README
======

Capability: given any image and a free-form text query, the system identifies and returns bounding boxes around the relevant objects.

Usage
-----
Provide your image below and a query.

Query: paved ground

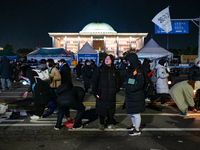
[1,74,200,150]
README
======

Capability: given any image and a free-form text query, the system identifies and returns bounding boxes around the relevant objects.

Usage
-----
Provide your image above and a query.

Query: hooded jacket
[188,57,200,81]
[169,80,196,113]
[0,56,11,79]
[124,53,145,114]
[155,61,169,94]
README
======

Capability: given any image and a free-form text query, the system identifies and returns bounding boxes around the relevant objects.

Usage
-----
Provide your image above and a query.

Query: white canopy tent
[136,38,173,59]
[75,42,99,65]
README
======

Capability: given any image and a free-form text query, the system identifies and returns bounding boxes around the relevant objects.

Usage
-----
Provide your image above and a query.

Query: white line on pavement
[0,96,32,97]
[115,113,200,116]
[0,124,200,132]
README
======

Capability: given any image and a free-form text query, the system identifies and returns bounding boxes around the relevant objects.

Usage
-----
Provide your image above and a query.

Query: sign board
[181,55,198,63]
[155,21,189,34]
[77,53,99,65]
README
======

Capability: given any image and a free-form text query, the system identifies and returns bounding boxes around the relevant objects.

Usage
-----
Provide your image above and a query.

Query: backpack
[140,67,154,97]
[33,69,50,82]
[151,68,158,85]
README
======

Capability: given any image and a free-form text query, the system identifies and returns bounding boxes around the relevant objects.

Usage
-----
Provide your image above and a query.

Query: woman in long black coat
[125,53,145,136]
[92,55,120,131]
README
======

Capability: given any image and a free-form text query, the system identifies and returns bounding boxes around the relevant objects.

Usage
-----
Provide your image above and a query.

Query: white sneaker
[30,115,40,120]
[145,98,151,102]
[54,126,60,130]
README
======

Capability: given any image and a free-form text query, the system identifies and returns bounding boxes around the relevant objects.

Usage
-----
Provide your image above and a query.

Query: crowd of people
[0,54,200,136]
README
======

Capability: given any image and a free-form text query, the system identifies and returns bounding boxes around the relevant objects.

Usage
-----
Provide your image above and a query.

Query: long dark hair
[47,59,54,67]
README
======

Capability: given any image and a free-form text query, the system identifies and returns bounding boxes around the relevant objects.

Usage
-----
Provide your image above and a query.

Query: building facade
[48,22,148,57]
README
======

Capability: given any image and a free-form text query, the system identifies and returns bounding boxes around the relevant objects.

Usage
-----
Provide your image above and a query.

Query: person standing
[155,58,170,106]
[92,55,120,131]
[90,59,97,72]
[58,59,73,122]
[75,61,83,79]
[44,59,61,116]
[0,56,12,90]
[188,57,200,109]
[116,57,126,89]
[188,57,200,81]
[13,61,21,82]
[82,60,93,94]
[125,53,146,136]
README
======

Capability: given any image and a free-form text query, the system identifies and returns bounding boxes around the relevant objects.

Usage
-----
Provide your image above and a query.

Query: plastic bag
[0,104,8,115]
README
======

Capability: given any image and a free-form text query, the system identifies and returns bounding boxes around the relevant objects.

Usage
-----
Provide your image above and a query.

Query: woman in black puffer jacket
[92,54,120,131]
[125,53,145,136]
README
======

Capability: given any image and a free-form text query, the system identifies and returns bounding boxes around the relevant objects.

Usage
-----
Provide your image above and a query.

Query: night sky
[0,0,200,51]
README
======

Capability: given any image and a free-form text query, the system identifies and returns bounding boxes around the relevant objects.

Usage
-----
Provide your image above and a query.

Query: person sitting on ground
[169,80,199,117]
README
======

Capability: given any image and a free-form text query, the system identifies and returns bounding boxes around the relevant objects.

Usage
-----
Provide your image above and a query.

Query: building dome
[80,22,117,33]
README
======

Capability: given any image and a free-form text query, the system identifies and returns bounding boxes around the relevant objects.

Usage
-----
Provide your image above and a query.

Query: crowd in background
[0,54,199,136]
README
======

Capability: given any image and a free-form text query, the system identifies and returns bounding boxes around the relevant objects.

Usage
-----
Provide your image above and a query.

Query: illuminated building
[48,22,148,57]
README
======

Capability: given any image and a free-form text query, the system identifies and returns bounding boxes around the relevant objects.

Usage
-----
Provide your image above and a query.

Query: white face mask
[118,60,121,63]
[59,62,62,66]
[164,63,167,67]
[128,63,130,66]
[197,64,200,67]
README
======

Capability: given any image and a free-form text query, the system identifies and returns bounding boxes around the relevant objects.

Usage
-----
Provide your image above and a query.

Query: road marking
[30,118,89,124]
[68,128,200,132]
[0,96,32,98]
[0,119,25,123]
[0,124,200,132]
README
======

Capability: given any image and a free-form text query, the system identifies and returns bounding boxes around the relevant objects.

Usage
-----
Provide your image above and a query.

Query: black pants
[99,110,114,125]
[56,100,85,128]
[34,103,45,117]
[159,93,167,104]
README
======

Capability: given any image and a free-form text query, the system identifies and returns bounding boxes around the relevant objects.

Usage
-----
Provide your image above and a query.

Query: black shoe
[127,125,135,131]
[72,125,83,130]
[129,129,141,136]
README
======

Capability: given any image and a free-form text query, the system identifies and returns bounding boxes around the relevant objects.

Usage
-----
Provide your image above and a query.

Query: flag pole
[167,33,169,63]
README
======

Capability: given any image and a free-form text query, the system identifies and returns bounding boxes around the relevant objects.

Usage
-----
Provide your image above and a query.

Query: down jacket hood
[194,57,200,67]
[125,53,138,70]
[2,56,7,62]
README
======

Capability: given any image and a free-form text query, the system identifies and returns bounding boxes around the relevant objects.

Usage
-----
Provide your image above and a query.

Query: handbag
[0,104,8,115]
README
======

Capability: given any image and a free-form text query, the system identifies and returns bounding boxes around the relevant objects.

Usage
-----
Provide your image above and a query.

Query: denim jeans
[47,89,58,113]
[1,78,11,90]
[55,100,85,128]
[129,113,141,128]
